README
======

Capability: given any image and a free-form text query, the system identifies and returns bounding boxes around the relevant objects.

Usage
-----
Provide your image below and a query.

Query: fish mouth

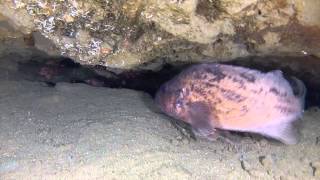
[155,84,178,118]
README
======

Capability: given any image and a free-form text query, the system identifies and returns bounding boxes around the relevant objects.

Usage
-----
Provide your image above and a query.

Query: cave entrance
[3,50,320,109]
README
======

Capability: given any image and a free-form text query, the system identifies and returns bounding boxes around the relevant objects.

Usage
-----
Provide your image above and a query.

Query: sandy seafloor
[0,68,320,180]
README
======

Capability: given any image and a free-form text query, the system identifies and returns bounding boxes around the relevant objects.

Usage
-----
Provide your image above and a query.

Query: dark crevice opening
[17,57,184,97]
[16,55,320,110]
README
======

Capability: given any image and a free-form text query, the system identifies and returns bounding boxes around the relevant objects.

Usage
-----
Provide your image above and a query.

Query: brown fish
[155,63,306,144]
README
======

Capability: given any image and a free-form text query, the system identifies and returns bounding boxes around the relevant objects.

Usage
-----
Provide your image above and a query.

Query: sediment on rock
[0,0,319,72]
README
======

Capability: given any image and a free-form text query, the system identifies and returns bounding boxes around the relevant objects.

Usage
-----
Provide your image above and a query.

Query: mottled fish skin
[155,63,306,145]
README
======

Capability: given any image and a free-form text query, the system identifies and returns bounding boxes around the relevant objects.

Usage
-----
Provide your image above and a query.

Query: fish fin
[169,118,197,141]
[257,122,299,145]
[286,76,306,109]
[266,71,306,110]
[187,101,218,141]
[269,70,283,77]
[264,70,295,94]
[265,70,286,84]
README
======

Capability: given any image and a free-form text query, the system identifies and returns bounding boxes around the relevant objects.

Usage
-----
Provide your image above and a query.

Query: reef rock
[0,0,319,71]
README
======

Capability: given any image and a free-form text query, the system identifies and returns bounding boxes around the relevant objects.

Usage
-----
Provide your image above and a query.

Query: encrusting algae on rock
[155,63,306,145]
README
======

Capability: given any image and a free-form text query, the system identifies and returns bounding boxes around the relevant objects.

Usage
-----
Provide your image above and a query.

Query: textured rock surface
[1,0,319,71]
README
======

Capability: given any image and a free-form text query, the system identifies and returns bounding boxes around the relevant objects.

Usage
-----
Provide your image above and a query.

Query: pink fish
[155,63,306,144]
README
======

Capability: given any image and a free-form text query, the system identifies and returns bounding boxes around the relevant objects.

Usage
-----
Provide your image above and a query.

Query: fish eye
[175,89,184,97]
[175,97,184,109]
[175,102,182,109]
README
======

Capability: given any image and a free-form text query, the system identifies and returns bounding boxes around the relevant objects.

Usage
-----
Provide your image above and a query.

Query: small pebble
[259,139,269,147]
[315,136,320,145]
[259,155,274,168]
[311,161,320,177]
[240,159,252,172]
[170,138,179,146]
[182,138,189,144]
